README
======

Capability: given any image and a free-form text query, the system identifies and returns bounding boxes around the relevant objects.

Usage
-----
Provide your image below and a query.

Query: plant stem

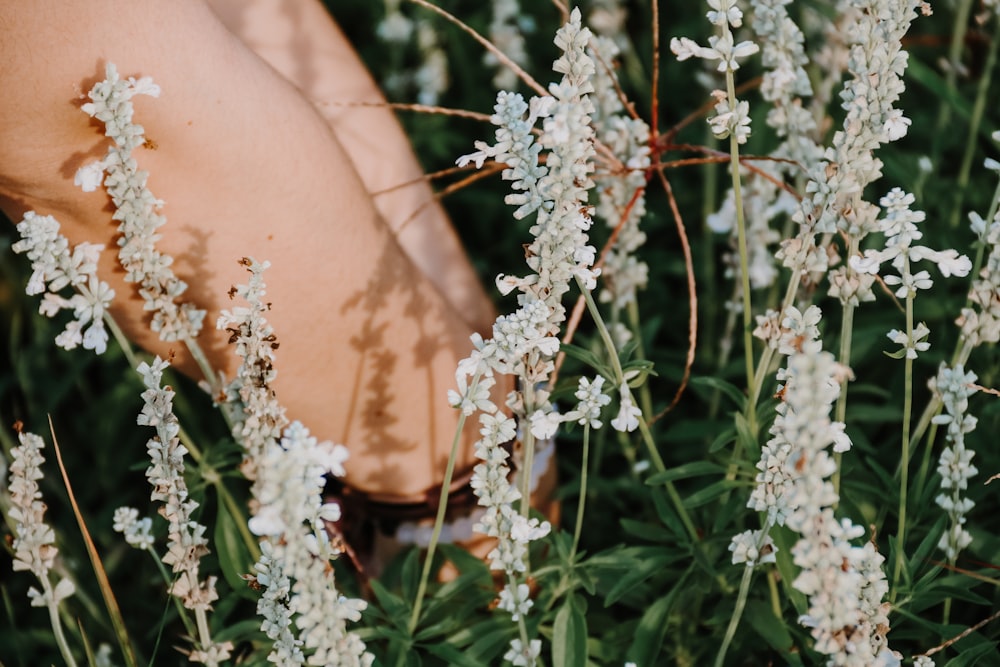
[520,382,537,520]
[714,521,773,667]
[725,73,756,424]
[570,424,591,563]
[41,576,78,667]
[832,238,860,498]
[714,564,754,667]
[892,288,915,597]
[406,374,476,636]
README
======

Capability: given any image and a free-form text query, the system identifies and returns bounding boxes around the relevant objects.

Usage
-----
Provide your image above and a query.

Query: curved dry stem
[406,0,547,97]
[649,167,697,423]
[320,100,494,124]
[390,164,503,235]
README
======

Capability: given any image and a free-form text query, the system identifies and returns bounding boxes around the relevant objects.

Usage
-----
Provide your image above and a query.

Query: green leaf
[626,585,682,666]
[214,498,256,601]
[689,376,747,410]
[709,427,736,453]
[401,546,421,604]
[370,579,411,630]
[682,478,742,509]
[883,348,907,359]
[552,596,588,667]
[745,600,802,664]
[559,342,609,374]
[734,411,759,458]
[943,641,999,667]
[425,641,486,667]
[645,461,727,485]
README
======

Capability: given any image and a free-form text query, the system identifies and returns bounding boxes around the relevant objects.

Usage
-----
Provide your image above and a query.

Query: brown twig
[651,0,661,141]
[391,165,504,235]
[922,607,1000,657]
[648,168,698,423]
[407,0,547,98]
[372,162,504,198]
[320,100,494,124]
[591,44,640,122]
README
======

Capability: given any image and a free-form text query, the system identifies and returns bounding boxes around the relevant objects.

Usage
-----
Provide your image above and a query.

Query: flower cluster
[959,207,1000,349]
[12,211,115,354]
[248,422,371,667]
[137,358,224,619]
[76,64,205,342]
[112,506,155,551]
[850,189,971,358]
[778,0,926,290]
[931,365,979,560]
[217,258,289,481]
[671,0,760,143]
[7,430,76,609]
[729,529,777,567]
[453,9,599,658]
[764,342,897,664]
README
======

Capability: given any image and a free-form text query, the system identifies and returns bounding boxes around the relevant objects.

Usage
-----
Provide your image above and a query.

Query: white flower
[729,529,777,567]
[611,382,642,432]
[528,408,562,440]
[504,638,542,667]
[882,108,911,141]
[113,507,155,551]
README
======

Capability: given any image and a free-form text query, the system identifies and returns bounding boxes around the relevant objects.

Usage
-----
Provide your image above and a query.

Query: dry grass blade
[390,163,504,235]
[49,416,139,667]
[406,0,547,98]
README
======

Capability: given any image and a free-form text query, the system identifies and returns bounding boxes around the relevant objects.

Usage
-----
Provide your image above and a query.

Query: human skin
[0,0,502,499]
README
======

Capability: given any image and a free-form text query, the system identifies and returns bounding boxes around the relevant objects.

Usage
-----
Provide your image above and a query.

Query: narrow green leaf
[626,586,681,666]
[943,641,999,667]
[709,427,736,453]
[214,499,256,601]
[745,600,801,664]
[645,461,727,485]
[552,597,588,667]
[689,376,747,410]
[682,478,742,509]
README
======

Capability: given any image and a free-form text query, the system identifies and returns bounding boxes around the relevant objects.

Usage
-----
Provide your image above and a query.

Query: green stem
[569,424,591,563]
[715,565,754,667]
[406,372,477,635]
[892,288,915,598]
[146,550,199,640]
[41,576,78,667]
[725,72,756,421]
[832,238,860,498]
[948,14,1000,228]
[520,382,537,520]
[627,300,655,419]
[714,521,774,667]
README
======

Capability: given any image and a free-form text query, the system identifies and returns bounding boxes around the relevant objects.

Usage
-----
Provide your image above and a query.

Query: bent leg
[0,0,492,498]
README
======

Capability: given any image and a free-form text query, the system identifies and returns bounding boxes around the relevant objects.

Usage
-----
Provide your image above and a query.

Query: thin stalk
[948,15,1000,229]
[520,381,537,520]
[714,565,754,667]
[725,72,757,420]
[832,238,861,497]
[40,576,78,667]
[892,288,915,597]
[407,372,478,635]
[146,551,198,641]
[627,301,655,419]
[194,608,213,657]
[569,424,591,562]
[714,521,774,667]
